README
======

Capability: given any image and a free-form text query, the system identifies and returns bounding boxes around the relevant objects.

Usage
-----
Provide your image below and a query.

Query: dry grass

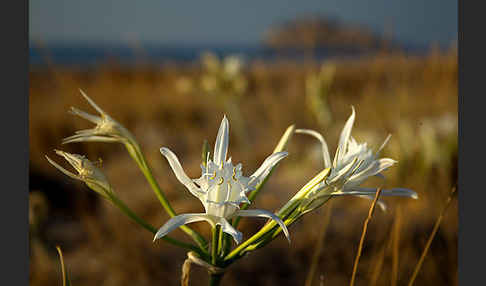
[29,49,457,286]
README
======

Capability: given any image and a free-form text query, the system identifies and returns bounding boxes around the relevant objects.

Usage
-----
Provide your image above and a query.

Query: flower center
[202,161,249,219]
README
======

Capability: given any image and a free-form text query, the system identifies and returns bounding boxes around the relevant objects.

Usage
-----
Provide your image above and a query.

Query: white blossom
[154,116,290,244]
[296,107,417,211]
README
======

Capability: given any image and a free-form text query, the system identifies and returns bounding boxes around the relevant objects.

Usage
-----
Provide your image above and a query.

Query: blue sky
[29,0,457,47]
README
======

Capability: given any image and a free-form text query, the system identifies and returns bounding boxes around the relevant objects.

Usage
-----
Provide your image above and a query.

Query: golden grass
[29,49,457,286]
[407,187,457,286]
[350,188,382,286]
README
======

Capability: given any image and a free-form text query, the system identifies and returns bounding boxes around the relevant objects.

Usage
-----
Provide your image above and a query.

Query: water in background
[29,42,429,67]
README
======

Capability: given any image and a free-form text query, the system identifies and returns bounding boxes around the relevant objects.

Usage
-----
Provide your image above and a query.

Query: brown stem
[350,188,383,286]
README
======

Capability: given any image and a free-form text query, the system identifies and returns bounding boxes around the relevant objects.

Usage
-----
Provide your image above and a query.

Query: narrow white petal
[234,209,291,243]
[295,129,332,168]
[79,89,106,115]
[248,151,288,188]
[160,147,204,198]
[332,144,341,168]
[153,213,216,241]
[213,115,230,167]
[74,129,98,135]
[62,135,120,144]
[336,106,356,162]
[216,217,243,244]
[69,107,101,124]
[333,187,418,199]
[45,155,80,180]
[327,156,359,184]
[348,158,396,183]
[54,150,84,170]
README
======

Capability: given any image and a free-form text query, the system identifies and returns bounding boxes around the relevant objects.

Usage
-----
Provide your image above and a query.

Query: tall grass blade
[407,186,457,286]
[56,246,71,286]
[350,188,382,286]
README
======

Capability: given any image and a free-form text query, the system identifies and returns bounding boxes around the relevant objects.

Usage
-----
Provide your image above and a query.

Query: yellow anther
[217,177,224,185]
[232,168,237,181]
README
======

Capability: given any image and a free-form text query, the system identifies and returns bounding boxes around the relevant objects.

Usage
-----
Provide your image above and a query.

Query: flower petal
[153,213,216,241]
[248,151,288,188]
[45,155,79,180]
[335,106,356,165]
[327,156,360,184]
[79,89,106,115]
[332,187,418,199]
[62,135,120,144]
[215,217,243,244]
[295,129,332,168]
[69,107,101,125]
[213,115,230,167]
[234,209,291,243]
[348,158,396,183]
[160,147,204,198]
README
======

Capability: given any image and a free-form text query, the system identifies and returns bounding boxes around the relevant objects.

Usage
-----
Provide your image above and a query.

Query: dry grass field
[29,48,457,286]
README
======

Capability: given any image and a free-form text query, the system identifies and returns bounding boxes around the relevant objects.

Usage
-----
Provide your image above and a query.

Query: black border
[458,0,482,285]
[17,0,468,284]
[4,0,29,284]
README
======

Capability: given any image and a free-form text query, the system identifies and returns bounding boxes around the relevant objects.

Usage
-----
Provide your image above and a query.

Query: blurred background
[29,1,457,285]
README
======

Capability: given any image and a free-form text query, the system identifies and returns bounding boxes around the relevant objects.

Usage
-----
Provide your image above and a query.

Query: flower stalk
[46,150,206,257]
[63,90,209,253]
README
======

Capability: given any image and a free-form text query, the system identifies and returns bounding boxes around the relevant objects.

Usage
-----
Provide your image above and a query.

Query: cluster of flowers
[47,90,417,269]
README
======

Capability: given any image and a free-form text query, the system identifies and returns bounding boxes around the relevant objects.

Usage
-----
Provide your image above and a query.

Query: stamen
[217,177,224,185]
[232,167,237,181]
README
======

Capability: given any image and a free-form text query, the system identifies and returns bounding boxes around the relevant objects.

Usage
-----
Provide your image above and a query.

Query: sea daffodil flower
[154,116,290,244]
[46,150,112,198]
[62,89,136,144]
[296,107,417,211]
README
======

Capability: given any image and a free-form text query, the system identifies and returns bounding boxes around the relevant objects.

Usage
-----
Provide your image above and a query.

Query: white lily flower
[62,89,136,144]
[154,116,290,244]
[296,107,417,211]
[45,150,112,198]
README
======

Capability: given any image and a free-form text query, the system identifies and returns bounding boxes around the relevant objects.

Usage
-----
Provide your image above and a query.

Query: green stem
[225,205,302,261]
[221,219,232,257]
[125,142,209,253]
[107,192,206,257]
[211,226,220,265]
[244,213,300,253]
[224,219,278,261]
[217,226,224,257]
[209,273,223,286]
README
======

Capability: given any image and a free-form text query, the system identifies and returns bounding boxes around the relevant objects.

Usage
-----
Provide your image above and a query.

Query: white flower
[154,116,290,244]
[45,150,111,198]
[62,89,136,144]
[296,107,417,210]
